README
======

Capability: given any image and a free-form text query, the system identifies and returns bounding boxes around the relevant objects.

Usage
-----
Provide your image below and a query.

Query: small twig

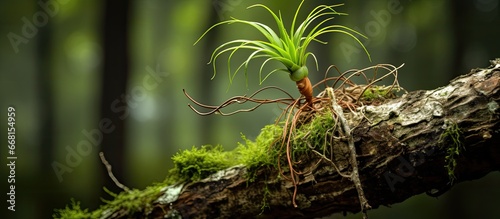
[99,152,130,192]
[326,88,371,218]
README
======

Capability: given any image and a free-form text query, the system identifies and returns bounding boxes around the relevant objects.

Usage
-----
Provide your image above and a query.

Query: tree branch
[138,60,499,218]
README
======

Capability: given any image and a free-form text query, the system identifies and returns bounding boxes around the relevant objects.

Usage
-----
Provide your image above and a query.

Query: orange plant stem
[296,77,313,106]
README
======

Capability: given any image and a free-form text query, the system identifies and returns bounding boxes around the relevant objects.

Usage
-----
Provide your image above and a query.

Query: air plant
[192,1,378,214]
[194,0,371,106]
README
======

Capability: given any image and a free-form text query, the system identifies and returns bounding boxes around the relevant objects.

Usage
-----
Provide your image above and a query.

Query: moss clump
[360,85,396,102]
[53,184,165,219]
[237,125,282,172]
[53,199,93,219]
[101,186,163,217]
[439,121,464,184]
[292,109,336,155]
[170,145,237,181]
[237,109,336,176]
[260,183,271,213]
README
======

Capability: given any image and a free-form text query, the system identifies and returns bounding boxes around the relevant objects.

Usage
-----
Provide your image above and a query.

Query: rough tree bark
[139,60,499,219]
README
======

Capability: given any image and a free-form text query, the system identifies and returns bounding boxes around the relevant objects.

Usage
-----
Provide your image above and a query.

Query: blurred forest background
[0,0,499,218]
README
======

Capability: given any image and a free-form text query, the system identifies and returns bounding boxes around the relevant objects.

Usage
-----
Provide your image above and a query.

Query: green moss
[170,145,237,181]
[237,125,282,173]
[53,184,166,218]
[293,109,335,154]
[439,121,464,184]
[53,199,93,219]
[260,183,271,213]
[361,85,395,102]
[237,110,335,178]
[101,185,164,217]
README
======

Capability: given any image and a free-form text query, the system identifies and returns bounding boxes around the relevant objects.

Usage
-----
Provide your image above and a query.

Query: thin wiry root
[309,148,351,178]
[315,63,406,107]
[183,86,299,116]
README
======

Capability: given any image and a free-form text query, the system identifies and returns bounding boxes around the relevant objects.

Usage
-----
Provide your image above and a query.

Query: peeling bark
[145,61,498,219]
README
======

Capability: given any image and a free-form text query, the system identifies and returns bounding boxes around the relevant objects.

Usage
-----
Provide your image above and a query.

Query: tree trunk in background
[198,2,219,145]
[450,0,466,78]
[154,1,177,166]
[35,1,56,216]
[100,0,131,197]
